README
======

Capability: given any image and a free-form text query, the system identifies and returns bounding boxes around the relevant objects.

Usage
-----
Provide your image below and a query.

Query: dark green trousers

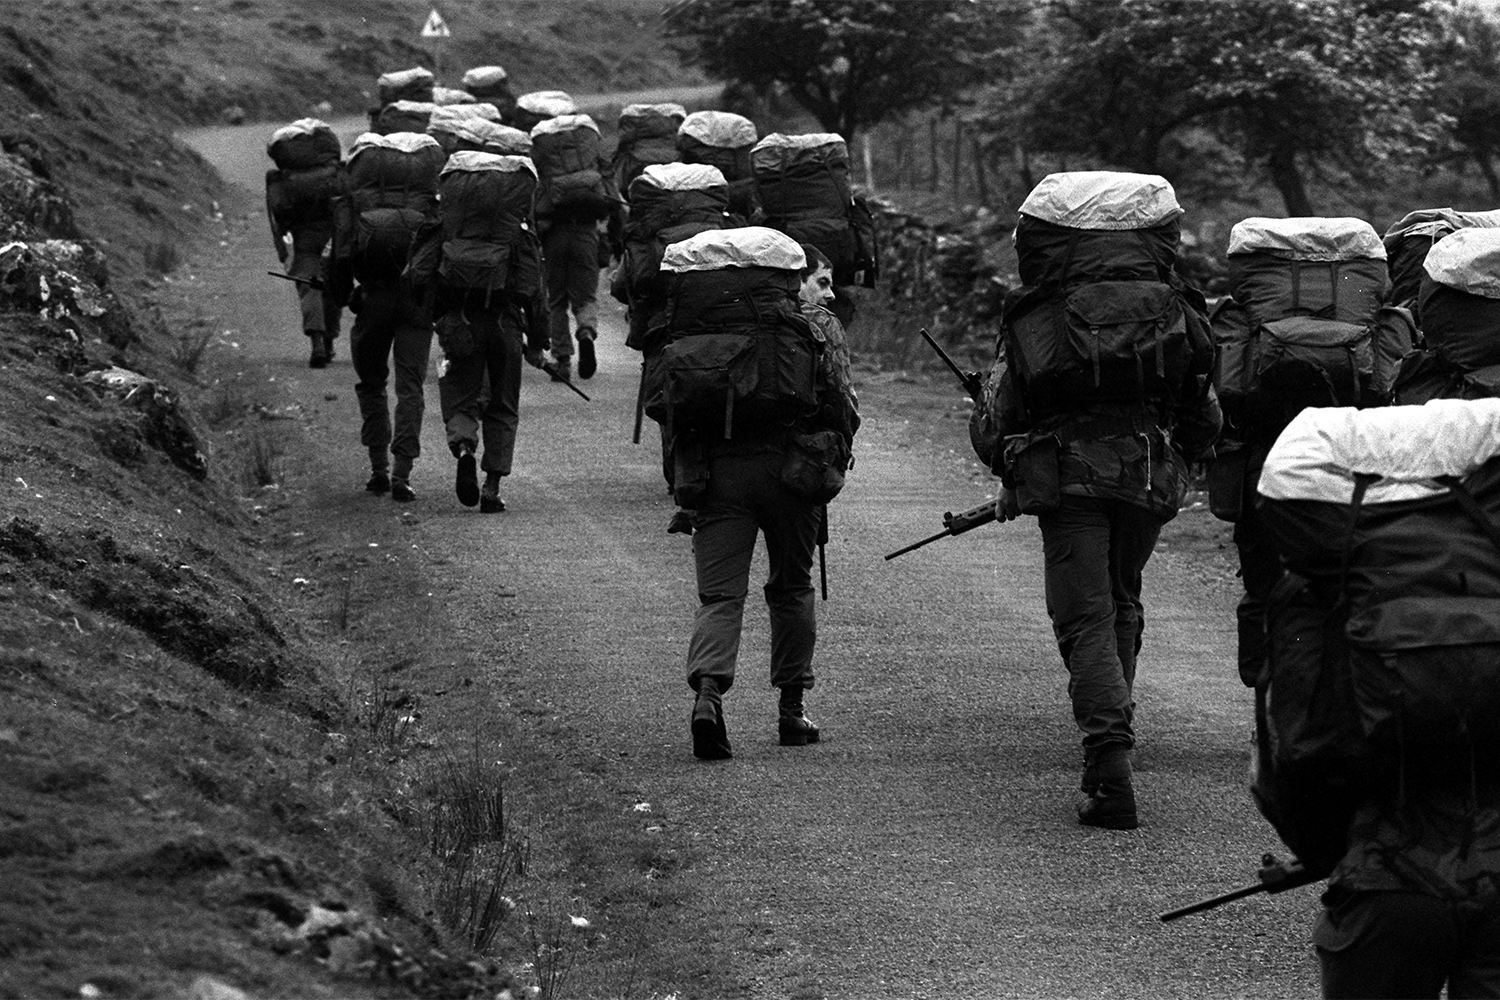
[685,450,820,695]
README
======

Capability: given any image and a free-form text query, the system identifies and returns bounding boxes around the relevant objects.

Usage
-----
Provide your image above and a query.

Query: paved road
[179,120,1321,999]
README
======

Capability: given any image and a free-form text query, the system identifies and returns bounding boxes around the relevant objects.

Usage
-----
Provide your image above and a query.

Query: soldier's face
[799,265,835,308]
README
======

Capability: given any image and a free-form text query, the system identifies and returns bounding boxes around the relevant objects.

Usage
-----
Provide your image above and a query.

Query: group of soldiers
[264,65,1500,995]
[966,171,1500,997]
[265,67,863,761]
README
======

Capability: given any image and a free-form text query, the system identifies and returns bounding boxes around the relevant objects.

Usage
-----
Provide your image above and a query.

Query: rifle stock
[1158,854,1320,923]
[884,498,999,560]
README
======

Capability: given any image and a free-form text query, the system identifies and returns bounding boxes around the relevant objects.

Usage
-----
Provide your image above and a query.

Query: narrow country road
[177,117,1320,999]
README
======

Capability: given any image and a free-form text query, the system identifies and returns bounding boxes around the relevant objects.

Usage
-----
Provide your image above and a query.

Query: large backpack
[530,114,617,218]
[333,132,444,285]
[265,119,343,231]
[428,110,526,157]
[1000,171,1213,417]
[677,110,759,220]
[1214,217,1411,430]
[509,90,576,134]
[461,65,516,121]
[267,118,342,172]
[1393,229,1500,406]
[751,132,877,288]
[1252,399,1500,872]
[374,100,435,137]
[617,163,732,350]
[1382,206,1500,313]
[435,150,542,301]
[614,103,685,195]
[644,227,820,439]
[377,67,434,106]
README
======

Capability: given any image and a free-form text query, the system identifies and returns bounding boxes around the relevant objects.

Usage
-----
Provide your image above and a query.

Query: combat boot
[576,328,597,380]
[691,678,731,760]
[1077,744,1137,830]
[777,686,819,746]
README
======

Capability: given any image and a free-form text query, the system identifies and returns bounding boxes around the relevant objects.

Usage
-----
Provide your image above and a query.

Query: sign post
[420,9,451,80]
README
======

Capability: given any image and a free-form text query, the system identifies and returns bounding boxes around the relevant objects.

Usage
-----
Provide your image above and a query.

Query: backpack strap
[1338,473,1379,594]
[1435,475,1500,556]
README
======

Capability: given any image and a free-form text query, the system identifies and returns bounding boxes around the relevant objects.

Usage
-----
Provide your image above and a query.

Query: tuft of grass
[170,325,215,376]
[422,753,529,955]
[243,425,281,489]
[354,672,414,752]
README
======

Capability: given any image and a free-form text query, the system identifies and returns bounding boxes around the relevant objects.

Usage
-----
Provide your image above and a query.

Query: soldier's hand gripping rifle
[268,270,325,291]
[1157,854,1321,922]
[919,327,984,402]
[884,498,1000,560]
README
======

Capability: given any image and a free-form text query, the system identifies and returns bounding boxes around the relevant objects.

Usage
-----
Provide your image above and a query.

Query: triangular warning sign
[420,9,450,38]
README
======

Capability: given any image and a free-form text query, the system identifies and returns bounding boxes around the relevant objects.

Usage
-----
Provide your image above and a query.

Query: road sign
[421,9,450,38]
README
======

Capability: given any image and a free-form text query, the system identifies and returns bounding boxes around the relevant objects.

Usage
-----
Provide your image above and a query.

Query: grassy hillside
[0,0,702,291]
[0,4,729,998]
[14,0,703,126]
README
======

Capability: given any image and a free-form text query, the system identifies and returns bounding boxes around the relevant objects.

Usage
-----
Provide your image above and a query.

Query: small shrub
[244,425,281,488]
[421,754,528,955]
[170,325,215,375]
[200,381,247,428]
[356,672,413,750]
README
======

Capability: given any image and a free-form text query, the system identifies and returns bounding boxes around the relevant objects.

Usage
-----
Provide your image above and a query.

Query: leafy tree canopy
[982,0,1449,216]
[664,0,1004,141]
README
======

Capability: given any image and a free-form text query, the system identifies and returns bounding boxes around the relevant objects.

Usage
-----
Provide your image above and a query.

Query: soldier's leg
[1040,497,1133,750]
[1107,500,1164,700]
[349,293,396,483]
[288,238,329,365]
[759,456,822,745]
[437,348,483,457]
[388,291,434,485]
[758,456,820,693]
[543,228,574,363]
[477,305,522,480]
[1314,889,1453,999]
[685,453,760,698]
[569,227,600,378]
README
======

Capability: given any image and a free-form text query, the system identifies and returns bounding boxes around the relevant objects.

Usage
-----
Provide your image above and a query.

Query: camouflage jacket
[1332,786,1500,907]
[801,302,861,447]
[969,352,1222,520]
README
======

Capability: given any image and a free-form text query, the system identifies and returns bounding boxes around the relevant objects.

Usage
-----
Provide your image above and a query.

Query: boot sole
[455,453,479,507]
[778,723,820,746]
[577,338,596,379]
[1077,804,1139,830]
[691,703,732,760]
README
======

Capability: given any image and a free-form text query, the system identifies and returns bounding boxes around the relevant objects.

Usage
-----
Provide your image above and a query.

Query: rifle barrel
[543,365,592,401]
[1158,883,1267,923]
[632,359,647,443]
[884,528,952,561]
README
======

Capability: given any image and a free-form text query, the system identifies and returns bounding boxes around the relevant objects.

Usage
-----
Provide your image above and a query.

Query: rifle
[267,270,325,291]
[884,498,999,560]
[817,505,829,600]
[541,362,592,402]
[1158,854,1321,923]
[919,327,984,402]
[632,359,647,444]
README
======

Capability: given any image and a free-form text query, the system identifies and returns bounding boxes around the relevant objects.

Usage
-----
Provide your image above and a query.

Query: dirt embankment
[0,6,718,999]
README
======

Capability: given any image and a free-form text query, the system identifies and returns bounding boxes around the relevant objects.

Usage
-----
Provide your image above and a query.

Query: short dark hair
[799,242,831,279]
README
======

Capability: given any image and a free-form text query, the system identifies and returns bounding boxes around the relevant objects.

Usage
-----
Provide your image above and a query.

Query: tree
[663,0,1003,143]
[983,0,1448,216]
[1430,6,1500,200]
